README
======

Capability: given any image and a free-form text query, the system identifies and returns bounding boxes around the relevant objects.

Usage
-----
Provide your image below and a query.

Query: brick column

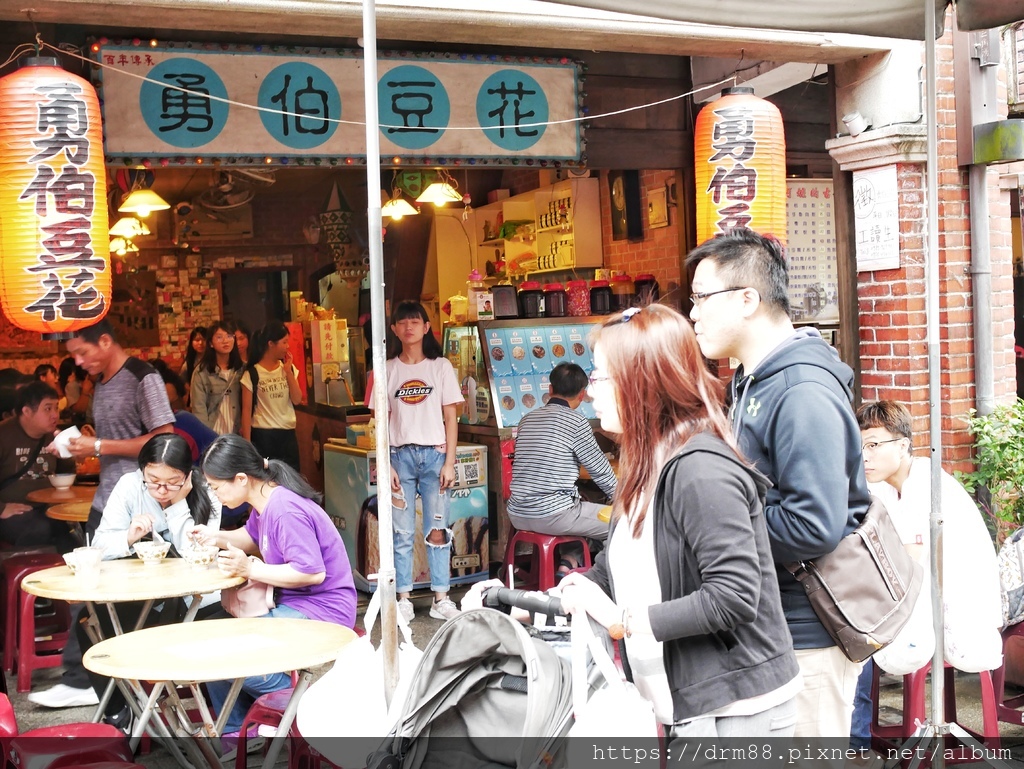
[829,66,1015,472]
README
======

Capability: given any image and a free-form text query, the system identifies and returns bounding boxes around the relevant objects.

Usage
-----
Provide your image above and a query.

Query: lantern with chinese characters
[0,57,110,337]
[694,87,786,245]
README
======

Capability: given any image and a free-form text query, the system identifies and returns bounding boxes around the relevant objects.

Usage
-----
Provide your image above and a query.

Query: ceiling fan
[197,169,276,212]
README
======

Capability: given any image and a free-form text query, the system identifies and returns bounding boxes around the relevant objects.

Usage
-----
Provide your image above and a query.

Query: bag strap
[571,612,624,718]
[0,439,46,493]
[363,588,414,646]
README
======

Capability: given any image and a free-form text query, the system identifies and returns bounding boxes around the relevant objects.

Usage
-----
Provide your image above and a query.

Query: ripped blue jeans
[390,444,452,594]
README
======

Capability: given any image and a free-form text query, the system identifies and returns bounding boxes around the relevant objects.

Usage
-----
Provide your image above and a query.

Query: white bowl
[134,540,171,565]
[48,474,76,490]
[182,544,219,569]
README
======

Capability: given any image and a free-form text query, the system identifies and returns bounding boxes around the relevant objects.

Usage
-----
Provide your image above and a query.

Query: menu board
[786,180,839,324]
[443,319,600,428]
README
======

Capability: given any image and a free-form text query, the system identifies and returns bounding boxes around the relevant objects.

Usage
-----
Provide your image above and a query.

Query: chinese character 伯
[270,74,330,136]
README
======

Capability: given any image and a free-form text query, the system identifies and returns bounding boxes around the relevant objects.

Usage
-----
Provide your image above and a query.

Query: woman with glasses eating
[92,432,220,558]
[75,432,222,733]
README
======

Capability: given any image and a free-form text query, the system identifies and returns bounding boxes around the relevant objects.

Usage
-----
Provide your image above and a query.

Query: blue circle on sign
[140,59,228,148]
[258,62,340,149]
[477,70,547,151]
[378,65,449,150]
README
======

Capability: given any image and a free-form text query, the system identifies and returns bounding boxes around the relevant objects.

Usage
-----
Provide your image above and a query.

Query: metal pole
[924,0,947,764]
[362,0,399,705]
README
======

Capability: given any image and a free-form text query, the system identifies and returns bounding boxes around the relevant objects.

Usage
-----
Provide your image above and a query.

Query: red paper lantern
[694,87,786,245]
[0,56,110,336]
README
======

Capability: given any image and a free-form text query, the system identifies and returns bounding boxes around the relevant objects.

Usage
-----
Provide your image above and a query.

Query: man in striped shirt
[507,363,616,539]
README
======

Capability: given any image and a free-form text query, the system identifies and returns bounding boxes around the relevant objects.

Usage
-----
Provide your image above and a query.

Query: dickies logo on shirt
[395,379,434,404]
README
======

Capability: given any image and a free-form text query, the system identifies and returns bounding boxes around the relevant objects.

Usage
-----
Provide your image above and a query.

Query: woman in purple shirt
[191,433,356,743]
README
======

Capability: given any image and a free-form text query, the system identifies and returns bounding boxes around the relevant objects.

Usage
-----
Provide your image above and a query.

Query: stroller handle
[482,586,565,617]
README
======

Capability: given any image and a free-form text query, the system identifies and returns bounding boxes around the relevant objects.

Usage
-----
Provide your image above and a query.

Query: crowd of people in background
[0,317,355,744]
[0,227,1008,746]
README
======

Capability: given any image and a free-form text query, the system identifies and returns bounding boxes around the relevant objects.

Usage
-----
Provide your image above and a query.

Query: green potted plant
[956,398,1024,543]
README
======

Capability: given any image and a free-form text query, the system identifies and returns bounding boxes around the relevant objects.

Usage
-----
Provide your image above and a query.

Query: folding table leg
[261,670,314,769]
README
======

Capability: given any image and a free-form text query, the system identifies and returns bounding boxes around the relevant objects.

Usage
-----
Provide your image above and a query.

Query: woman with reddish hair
[559,304,799,740]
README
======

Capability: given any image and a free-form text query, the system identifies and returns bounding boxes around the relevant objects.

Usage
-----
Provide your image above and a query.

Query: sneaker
[429,597,461,621]
[27,683,100,708]
[398,597,415,623]
[103,704,134,736]
[219,725,263,763]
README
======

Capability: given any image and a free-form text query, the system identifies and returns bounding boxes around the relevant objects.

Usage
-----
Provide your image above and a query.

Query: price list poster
[786,180,839,324]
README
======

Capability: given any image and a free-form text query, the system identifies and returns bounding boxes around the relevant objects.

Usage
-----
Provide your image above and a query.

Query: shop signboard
[786,179,839,324]
[93,42,583,166]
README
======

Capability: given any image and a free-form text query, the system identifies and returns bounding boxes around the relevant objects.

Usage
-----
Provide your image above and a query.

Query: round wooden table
[26,485,96,505]
[24,559,247,768]
[84,618,357,769]
[21,558,243,606]
[44,501,91,522]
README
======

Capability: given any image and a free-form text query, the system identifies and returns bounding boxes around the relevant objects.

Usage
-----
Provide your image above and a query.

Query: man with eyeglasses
[686,228,871,740]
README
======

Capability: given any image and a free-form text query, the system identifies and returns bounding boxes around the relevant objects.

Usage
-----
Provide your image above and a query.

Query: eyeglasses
[142,479,186,493]
[588,372,610,386]
[689,287,745,307]
[861,438,902,454]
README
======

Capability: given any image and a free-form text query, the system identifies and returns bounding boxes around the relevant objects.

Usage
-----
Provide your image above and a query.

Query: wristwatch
[94,439,102,457]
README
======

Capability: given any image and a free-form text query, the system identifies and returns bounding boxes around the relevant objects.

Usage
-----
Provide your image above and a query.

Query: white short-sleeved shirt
[381,357,463,447]
[241,363,299,430]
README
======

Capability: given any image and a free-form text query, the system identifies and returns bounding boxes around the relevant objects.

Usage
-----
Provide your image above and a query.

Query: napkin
[52,426,81,459]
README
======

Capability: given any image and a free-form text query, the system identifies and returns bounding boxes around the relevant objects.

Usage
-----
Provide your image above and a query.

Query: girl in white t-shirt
[377,301,464,622]
[241,322,303,471]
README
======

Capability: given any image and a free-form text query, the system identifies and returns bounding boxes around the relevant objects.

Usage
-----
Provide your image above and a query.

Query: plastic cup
[72,546,103,589]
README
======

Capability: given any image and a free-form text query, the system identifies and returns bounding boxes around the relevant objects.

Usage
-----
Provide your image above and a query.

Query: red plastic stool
[16,584,72,692]
[993,622,1024,725]
[870,660,1000,765]
[234,672,301,769]
[500,529,591,592]
[2,552,65,674]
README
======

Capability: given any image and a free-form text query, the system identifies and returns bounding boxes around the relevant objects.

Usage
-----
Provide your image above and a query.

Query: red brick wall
[856,22,1016,471]
[599,169,682,293]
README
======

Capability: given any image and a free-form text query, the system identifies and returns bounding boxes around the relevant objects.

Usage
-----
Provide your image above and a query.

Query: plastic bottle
[518,280,544,319]
[610,274,637,313]
[566,279,590,316]
[467,269,491,321]
[448,293,468,323]
[634,273,660,304]
[543,283,567,318]
[589,280,612,315]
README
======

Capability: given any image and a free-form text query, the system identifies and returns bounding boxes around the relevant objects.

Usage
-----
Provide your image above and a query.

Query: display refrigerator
[324,442,489,593]
[441,317,605,562]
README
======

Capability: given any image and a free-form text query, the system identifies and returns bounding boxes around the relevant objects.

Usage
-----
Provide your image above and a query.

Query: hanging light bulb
[382,193,419,220]
[118,188,169,217]
[109,216,151,238]
[108,237,139,257]
[416,169,463,206]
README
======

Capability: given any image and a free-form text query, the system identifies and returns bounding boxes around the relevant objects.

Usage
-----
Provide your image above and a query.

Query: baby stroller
[368,589,588,769]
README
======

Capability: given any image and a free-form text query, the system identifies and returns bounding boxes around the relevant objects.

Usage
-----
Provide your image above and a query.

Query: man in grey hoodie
[686,228,871,739]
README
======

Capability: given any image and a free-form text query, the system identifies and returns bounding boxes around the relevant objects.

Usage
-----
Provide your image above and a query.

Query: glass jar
[610,274,636,313]
[543,283,567,318]
[518,280,544,319]
[566,280,591,316]
[634,273,660,304]
[589,280,612,315]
